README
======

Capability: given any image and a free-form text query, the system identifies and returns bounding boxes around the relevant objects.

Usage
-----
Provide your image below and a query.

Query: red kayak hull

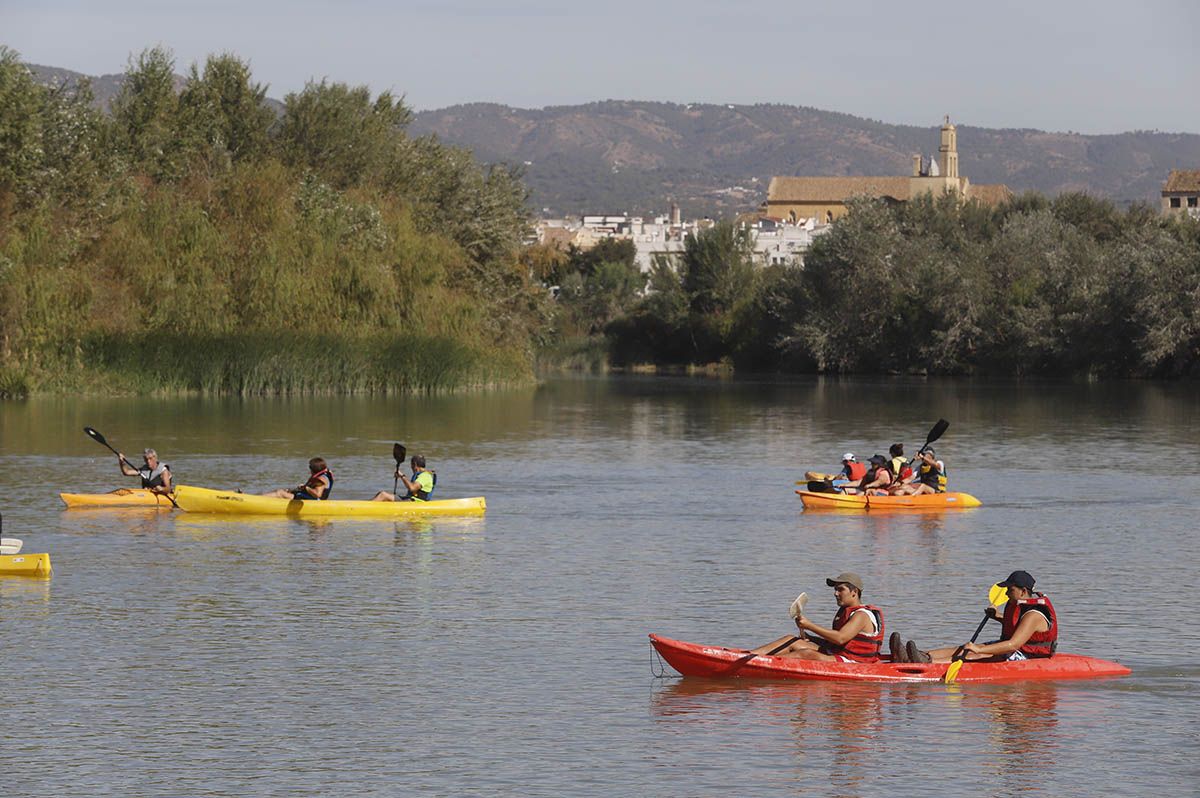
[649,634,1130,683]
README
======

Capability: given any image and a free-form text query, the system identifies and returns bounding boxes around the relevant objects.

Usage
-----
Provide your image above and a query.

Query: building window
[1170,197,1181,207]
[1189,197,1198,207]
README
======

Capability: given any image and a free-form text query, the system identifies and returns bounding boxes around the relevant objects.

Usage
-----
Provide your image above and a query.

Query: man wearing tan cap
[750,571,886,662]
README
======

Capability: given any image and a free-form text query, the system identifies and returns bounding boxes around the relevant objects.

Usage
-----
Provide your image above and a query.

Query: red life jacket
[1001,594,1057,657]
[846,461,867,481]
[303,468,334,500]
[826,604,884,662]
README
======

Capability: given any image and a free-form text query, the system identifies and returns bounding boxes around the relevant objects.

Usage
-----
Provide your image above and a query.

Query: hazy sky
[3,0,1197,133]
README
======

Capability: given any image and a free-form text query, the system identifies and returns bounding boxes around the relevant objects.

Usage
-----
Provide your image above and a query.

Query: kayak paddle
[916,418,949,457]
[0,513,21,555]
[765,591,810,655]
[393,442,406,497]
[943,583,1008,684]
[83,427,178,508]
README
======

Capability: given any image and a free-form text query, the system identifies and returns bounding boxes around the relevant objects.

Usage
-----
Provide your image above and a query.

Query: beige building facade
[765,117,1011,223]
[1161,170,1200,218]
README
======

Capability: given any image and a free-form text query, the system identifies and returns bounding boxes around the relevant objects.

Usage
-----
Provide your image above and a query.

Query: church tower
[938,115,959,179]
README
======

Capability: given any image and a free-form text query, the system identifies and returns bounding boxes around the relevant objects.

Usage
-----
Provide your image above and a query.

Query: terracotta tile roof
[767,176,911,203]
[540,227,574,250]
[966,183,1013,206]
[1163,169,1200,193]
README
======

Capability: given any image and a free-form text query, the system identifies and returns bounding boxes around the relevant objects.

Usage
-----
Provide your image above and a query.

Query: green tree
[277,80,411,188]
[177,53,275,168]
[110,46,183,179]
[0,47,45,203]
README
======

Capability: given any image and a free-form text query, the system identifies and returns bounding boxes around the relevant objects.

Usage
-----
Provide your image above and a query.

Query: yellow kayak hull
[174,485,486,517]
[60,489,175,508]
[0,553,52,578]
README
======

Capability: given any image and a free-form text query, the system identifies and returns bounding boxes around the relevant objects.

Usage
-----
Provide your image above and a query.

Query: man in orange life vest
[750,572,885,662]
[907,570,1057,663]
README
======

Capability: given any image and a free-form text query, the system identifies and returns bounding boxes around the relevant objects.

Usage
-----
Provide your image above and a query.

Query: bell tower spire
[938,115,958,179]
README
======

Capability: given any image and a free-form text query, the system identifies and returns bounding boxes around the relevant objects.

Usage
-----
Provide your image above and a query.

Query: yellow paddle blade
[945,584,1007,684]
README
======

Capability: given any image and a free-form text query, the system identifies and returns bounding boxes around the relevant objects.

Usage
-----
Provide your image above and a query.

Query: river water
[0,376,1196,796]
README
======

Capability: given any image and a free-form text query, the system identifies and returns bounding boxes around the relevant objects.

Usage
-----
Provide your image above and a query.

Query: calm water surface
[1,376,1197,796]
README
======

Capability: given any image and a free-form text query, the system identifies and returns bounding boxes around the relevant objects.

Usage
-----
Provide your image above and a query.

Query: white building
[536,212,828,272]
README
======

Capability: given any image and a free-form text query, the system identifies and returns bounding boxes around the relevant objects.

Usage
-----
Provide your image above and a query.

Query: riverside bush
[0,46,543,395]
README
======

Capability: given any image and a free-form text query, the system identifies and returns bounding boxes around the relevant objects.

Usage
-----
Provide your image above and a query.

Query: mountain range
[27,64,1200,218]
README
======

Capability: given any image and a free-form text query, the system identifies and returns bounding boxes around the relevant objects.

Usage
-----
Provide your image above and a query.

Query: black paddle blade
[393,443,406,464]
[84,426,107,446]
[923,419,949,448]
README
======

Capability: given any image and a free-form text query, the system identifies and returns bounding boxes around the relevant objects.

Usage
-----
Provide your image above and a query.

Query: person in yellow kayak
[750,572,885,662]
[118,448,173,495]
[901,571,1057,663]
[262,457,333,500]
[371,454,436,502]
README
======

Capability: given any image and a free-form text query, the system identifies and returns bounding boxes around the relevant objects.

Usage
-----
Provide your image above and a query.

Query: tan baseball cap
[825,572,864,591]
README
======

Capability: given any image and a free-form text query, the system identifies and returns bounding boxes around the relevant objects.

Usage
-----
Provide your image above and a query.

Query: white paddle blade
[788,591,809,618]
[1,537,23,555]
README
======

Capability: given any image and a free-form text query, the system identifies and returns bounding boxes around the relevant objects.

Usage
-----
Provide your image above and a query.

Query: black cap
[998,570,1036,590]
[869,454,886,466]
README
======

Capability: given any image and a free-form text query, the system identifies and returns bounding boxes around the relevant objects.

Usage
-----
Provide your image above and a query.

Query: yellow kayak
[174,485,486,517]
[60,489,175,508]
[0,553,52,578]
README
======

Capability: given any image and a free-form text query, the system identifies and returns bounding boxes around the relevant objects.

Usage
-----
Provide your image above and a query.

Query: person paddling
[371,454,436,502]
[750,572,885,662]
[262,457,333,500]
[902,571,1057,663]
[890,449,946,496]
[119,448,173,495]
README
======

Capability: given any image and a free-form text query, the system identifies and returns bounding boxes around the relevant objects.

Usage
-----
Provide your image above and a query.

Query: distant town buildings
[1161,170,1200,219]
[763,117,1011,223]
[537,117,1026,274]
[536,205,828,272]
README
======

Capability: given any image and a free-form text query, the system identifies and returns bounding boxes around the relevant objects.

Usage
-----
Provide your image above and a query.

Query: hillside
[25,63,1200,217]
[411,101,1200,216]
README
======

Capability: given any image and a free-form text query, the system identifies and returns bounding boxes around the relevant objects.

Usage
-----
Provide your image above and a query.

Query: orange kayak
[60,489,175,508]
[796,489,981,510]
[649,635,1130,683]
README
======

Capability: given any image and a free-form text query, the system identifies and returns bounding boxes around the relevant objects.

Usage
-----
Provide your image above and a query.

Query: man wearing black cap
[907,570,1057,663]
[750,572,885,662]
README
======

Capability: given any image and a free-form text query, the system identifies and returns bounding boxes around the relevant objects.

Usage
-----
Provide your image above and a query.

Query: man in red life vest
[750,572,885,662]
[906,570,1057,663]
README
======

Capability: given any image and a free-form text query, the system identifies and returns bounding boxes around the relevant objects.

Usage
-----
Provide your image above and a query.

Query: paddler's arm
[118,454,139,477]
[794,611,869,647]
[154,467,173,494]
[964,611,1048,657]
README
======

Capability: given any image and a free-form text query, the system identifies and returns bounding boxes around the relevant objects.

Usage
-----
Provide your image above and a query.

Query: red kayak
[649,634,1131,683]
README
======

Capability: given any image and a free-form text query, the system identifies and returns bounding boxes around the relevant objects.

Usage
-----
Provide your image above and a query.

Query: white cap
[842,452,856,462]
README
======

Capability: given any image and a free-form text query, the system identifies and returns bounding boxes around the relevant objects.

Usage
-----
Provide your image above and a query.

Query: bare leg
[371,491,396,502]
[911,483,936,495]
[262,488,296,498]
[926,645,1000,663]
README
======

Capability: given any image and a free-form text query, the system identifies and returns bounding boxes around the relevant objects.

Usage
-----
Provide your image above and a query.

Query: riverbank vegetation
[6,46,1200,394]
[606,193,1200,378]
[0,45,547,396]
